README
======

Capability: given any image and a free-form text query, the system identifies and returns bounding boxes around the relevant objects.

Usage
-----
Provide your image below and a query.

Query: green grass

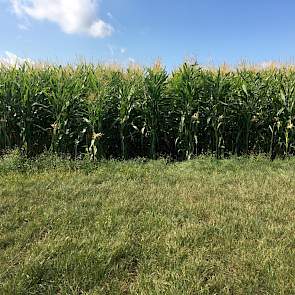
[1,154,295,294]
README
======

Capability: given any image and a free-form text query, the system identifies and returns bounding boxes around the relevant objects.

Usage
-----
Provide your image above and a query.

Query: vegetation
[2,62,295,159]
[2,61,295,294]
[0,153,295,294]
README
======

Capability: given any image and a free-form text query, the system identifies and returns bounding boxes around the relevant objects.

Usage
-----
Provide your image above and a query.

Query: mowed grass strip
[0,157,295,294]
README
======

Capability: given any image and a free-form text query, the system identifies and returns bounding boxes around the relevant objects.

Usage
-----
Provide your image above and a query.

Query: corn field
[1,62,295,160]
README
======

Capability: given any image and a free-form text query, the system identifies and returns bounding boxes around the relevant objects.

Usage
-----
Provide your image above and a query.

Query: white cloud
[10,0,113,38]
[0,51,34,66]
[108,45,127,56]
[18,23,29,30]
[128,57,135,64]
[108,44,115,56]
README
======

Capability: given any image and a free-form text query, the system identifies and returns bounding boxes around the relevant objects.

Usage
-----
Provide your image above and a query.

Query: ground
[0,154,295,294]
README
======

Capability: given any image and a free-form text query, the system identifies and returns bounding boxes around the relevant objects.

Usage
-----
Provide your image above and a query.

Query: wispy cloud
[108,44,115,56]
[108,45,127,56]
[0,51,34,66]
[128,57,135,64]
[107,12,113,19]
[10,0,113,38]
[18,23,29,30]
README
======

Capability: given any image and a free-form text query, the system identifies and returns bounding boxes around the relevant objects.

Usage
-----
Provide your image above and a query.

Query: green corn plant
[84,67,107,160]
[45,66,88,155]
[168,63,203,160]
[203,68,231,159]
[143,63,168,158]
[0,68,11,150]
[117,69,142,159]
[275,70,295,157]
[233,70,267,155]
[12,64,43,156]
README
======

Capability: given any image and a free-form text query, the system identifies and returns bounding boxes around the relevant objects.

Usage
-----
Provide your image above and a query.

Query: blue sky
[1,0,295,70]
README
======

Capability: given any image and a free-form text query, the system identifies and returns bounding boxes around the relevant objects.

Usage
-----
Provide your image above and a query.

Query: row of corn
[1,62,295,159]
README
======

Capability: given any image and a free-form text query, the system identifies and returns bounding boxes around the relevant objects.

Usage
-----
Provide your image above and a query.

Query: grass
[0,154,295,294]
